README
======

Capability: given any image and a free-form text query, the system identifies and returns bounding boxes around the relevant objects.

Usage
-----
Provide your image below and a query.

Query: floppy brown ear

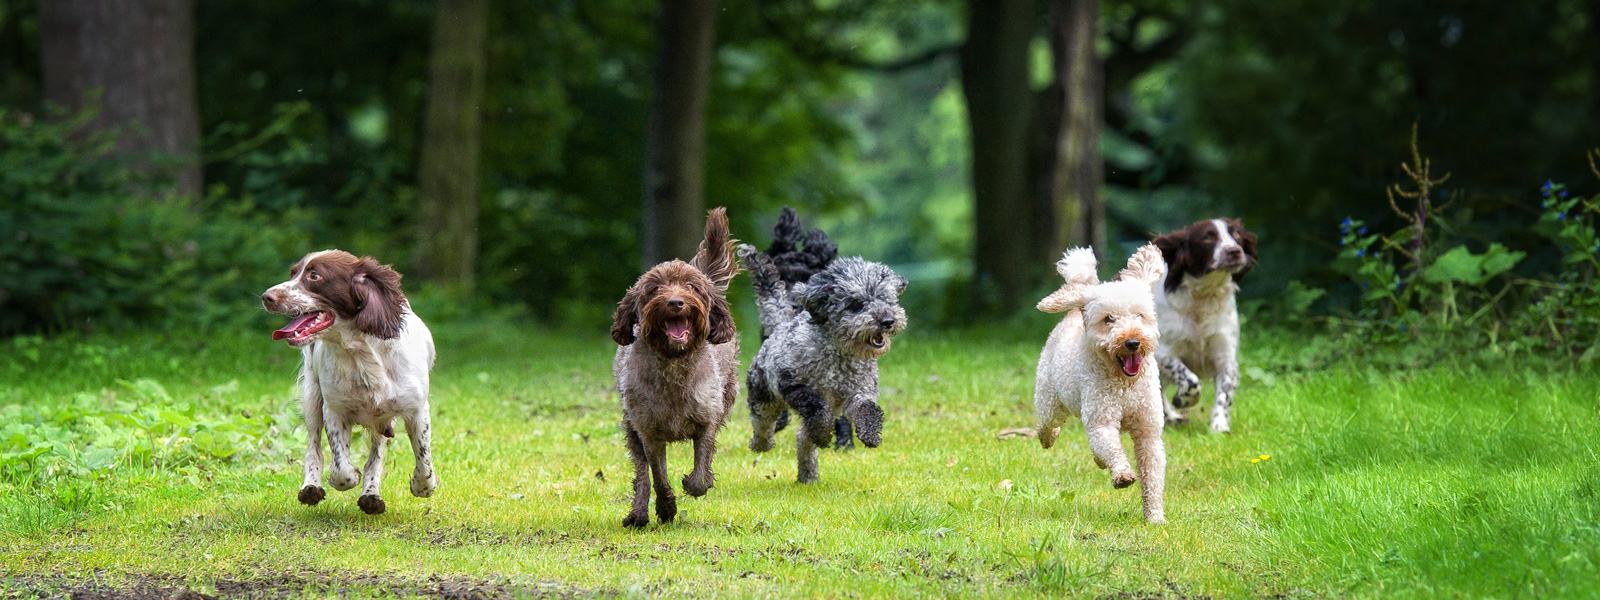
[706,293,736,344]
[611,286,641,346]
[1231,219,1259,280]
[1152,231,1189,293]
[352,258,406,339]
[1038,286,1089,314]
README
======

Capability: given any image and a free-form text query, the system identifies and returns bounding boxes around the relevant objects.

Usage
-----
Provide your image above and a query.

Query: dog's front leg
[403,408,437,498]
[622,425,652,528]
[1084,418,1135,488]
[682,425,717,497]
[843,395,883,448]
[783,383,834,449]
[794,425,821,484]
[1158,356,1201,425]
[1129,412,1167,524]
[1210,365,1239,434]
[357,426,389,515]
[323,411,360,492]
[648,438,676,524]
[298,371,326,506]
[746,366,785,452]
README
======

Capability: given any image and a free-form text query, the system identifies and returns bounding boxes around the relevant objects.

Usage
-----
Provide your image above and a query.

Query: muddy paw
[297,485,325,506]
[1112,472,1138,489]
[749,435,773,453]
[655,497,677,523]
[357,494,387,515]
[622,511,650,528]
[682,473,712,497]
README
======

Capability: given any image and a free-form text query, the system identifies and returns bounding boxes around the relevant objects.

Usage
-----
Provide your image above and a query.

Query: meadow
[1,318,1597,599]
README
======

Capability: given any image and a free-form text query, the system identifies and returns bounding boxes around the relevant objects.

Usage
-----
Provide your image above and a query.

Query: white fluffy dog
[1034,245,1168,524]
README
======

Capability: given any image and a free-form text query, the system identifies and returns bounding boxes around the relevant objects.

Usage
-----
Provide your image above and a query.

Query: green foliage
[0,108,310,335]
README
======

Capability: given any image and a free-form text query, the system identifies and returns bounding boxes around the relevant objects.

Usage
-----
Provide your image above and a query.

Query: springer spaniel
[261,250,437,515]
[1151,218,1258,433]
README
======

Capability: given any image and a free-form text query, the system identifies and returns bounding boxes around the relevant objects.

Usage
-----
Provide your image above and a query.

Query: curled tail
[737,243,793,333]
[692,207,741,291]
[766,206,837,285]
[1056,247,1100,286]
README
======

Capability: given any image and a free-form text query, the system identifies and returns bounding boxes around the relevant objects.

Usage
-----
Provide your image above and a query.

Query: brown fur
[280,251,407,339]
[1152,218,1259,293]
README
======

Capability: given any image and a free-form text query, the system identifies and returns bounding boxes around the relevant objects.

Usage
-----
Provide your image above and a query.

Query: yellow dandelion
[1251,458,1260,463]
[1259,454,1270,460]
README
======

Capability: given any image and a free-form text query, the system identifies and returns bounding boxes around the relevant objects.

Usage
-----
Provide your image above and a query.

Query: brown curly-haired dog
[610,207,742,528]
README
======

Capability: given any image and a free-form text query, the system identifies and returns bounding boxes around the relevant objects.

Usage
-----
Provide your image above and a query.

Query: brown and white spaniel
[610,207,742,528]
[1151,218,1258,433]
[261,250,437,515]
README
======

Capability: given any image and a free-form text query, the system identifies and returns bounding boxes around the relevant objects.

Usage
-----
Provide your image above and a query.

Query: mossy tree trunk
[415,0,488,290]
[641,0,720,268]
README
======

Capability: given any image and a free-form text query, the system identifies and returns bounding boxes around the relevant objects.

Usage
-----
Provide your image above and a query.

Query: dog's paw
[622,511,650,528]
[357,494,387,515]
[749,435,773,453]
[410,469,437,498]
[1038,427,1058,449]
[682,472,713,497]
[1210,420,1232,434]
[297,485,325,506]
[328,470,359,492]
[1172,391,1200,409]
[1111,472,1138,489]
[832,435,855,450]
[655,497,678,523]
[1165,413,1189,426]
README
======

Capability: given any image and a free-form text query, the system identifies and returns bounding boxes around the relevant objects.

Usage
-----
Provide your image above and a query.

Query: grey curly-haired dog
[738,243,907,483]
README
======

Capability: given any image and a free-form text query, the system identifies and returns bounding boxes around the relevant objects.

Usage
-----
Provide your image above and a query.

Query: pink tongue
[1121,353,1143,376]
[666,320,691,338]
[273,313,318,341]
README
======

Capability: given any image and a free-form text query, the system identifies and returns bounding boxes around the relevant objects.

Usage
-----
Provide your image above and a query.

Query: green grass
[1,319,1597,598]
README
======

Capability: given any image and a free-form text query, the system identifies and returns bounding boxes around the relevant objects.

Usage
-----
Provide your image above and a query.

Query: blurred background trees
[1,0,1597,334]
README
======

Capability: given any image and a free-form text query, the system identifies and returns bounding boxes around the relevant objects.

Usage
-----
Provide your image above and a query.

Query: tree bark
[642,0,720,268]
[39,0,202,197]
[415,0,488,290]
[963,0,1038,314]
[1052,0,1104,252]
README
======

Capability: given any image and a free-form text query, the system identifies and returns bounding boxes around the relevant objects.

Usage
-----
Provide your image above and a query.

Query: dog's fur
[755,207,859,449]
[610,208,741,528]
[1034,245,1168,524]
[739,243,906,483]
[1151,218,1258,433]
[261,250,437,515]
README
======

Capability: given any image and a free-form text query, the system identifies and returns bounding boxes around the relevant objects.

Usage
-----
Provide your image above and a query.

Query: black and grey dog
[750,208,859,449]
[738,211,908,483]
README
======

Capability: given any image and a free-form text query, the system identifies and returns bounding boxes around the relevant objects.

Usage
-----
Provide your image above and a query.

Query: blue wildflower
[1564,245,1571,251]
[1343,217,1353,226]
[1359,226,1368,235]
[1558,213,1566,220]
[1399,324,1407,332]
[1340,238,1346,246]
[1543,181,1554,191]
[1356,249,1365,257]
[1560,190,1569,198]
[1362,282,1369,288]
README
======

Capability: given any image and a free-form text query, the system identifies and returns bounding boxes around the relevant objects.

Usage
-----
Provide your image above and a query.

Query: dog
[753,207,858,449]
[1151,218,1258,433]
[1034,245,1168,524]
[739,243,906,484]
[610,207,741,528]
[261,250,437,515]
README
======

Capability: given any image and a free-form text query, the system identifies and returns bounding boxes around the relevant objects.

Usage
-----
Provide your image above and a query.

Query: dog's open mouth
[664,317,692,344]
[867,333,888,350]
[1119,353,1143,377]
[273,311,333,346]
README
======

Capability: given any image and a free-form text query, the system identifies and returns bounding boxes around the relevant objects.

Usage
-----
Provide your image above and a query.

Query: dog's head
[1152,218,1258,292]
[261,250,406,347]
[1038,245,1165,379]
[797,257,908,359]
[611,260,735,358]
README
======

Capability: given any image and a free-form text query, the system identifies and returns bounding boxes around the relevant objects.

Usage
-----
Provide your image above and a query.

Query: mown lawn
[1,317,1597,599]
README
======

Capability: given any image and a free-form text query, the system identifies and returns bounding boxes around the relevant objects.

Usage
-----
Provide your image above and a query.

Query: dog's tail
[1056,247,1100,286]
[737,243,794,332]
[691,207,741,292]
[766,206,838,284]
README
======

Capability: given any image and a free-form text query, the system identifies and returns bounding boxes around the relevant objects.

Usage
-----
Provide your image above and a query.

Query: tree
[39,0,202,196]
[641,0,721,268]
[962,0,1038,314]
[1050,0,1104,253]
[415,0,488,290]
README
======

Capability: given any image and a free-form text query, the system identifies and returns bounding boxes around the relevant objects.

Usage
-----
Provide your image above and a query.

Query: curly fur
[1034,245,1169,524]
[739,243,906,483]
[611,208,741,528]
[1151,218,1258,433]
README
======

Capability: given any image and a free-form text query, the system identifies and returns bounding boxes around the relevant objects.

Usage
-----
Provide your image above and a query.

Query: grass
[1,317,1597,598]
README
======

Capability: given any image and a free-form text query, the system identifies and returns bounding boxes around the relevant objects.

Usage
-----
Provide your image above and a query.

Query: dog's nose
[1224,246,1243,258]
[667,297,685,311]
[1124,339,1141,352]
[261,290,279,307]
[878,317,895,329]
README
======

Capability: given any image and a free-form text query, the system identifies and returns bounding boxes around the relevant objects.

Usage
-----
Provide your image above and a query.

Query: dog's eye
[307,271,321,281]
[846,299,865,312]
[1103,315,1115,324]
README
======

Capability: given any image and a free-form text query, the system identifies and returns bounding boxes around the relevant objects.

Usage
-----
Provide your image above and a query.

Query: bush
[0,107,310,335]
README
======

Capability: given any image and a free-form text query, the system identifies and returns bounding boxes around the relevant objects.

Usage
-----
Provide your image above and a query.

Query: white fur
[1034,245,1168,524]
[1155,223,1245,433]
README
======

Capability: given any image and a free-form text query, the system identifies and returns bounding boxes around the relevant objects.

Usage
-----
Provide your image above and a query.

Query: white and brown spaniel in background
[1151,218,1258,433]
[261,250,437,515]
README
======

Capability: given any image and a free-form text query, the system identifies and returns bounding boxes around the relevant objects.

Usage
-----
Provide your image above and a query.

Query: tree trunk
[39,0,202,197]
[963,0,1038,314]
[641,0,720,268]
[1052,0,1104,252]
[415,0,488,290]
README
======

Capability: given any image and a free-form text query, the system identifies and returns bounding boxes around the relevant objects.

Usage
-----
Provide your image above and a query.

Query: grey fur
[738,244,907,484]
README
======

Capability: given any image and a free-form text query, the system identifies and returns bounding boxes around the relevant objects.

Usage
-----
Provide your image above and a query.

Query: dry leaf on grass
[996,427,1037,440]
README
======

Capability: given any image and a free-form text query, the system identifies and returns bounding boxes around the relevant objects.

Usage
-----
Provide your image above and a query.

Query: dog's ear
[1117,244,1167,290]
[352,258,406,339]
[1230,218,1258,281]
[705,292,736,344]
[890,273,908,296]
[1152,230,1189,293]
[1037,285,1089,314]
[798,276,832,324]
[611,285,641,346]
